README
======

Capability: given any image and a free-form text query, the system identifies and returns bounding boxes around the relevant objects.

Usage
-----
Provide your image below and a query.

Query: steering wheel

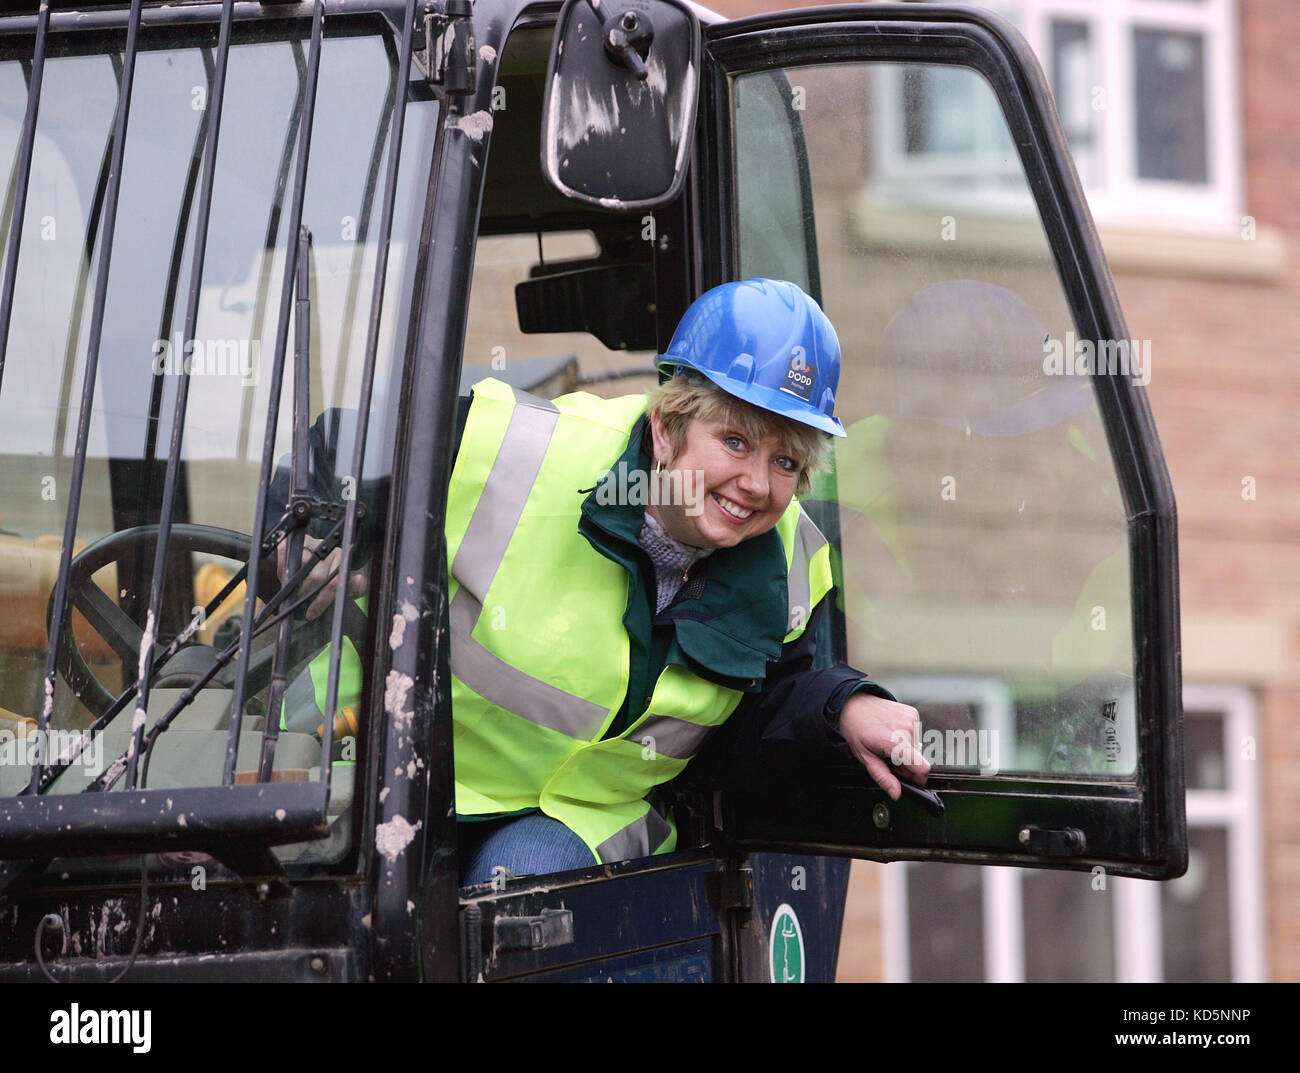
[49,523,370,724]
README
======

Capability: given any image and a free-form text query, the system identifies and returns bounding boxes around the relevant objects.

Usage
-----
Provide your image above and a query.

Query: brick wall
[1122,0,1300,982]
[698,0,1299,981]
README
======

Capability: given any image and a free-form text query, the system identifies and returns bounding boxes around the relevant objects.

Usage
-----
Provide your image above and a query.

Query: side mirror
[541,0,700,210]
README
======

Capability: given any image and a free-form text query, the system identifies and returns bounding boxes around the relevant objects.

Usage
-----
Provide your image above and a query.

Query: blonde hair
[645,374,831,497]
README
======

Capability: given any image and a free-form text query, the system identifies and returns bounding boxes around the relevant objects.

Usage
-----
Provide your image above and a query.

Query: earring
[654,458,664,476]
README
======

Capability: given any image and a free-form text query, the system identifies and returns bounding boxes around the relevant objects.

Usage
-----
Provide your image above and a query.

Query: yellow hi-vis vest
[447,378,835,866]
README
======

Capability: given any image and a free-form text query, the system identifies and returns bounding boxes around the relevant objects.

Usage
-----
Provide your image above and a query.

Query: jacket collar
[579,416,789,685]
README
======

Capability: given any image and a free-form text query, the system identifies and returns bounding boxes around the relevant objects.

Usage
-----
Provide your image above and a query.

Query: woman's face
[648,410,802,549]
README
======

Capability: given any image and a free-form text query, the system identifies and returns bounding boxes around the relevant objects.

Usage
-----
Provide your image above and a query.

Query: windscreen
[0,4,436,873]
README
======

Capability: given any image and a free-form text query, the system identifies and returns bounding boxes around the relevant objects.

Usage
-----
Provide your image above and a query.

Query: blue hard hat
[656,279,845,437]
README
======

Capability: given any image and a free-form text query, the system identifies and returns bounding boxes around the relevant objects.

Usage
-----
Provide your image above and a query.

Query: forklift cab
[0,0,1182,983]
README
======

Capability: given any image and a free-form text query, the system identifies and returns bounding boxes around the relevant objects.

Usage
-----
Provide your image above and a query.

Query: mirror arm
[585,0,653,81]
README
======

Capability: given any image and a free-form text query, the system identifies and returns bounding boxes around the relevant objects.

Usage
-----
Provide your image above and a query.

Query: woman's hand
[276,533,369,620]
[838,691,930,800]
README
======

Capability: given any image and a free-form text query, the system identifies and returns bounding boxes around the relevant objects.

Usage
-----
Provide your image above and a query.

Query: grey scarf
[638,512,713,613]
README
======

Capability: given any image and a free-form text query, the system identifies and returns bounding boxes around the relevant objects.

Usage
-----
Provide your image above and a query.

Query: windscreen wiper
[222,0,326,788]
[237,39,306,463]
[257,225,315,783]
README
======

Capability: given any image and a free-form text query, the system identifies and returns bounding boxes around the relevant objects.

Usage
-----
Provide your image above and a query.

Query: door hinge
[711,865,754,915]
[1019,825,1087,856]
[413,0,476,95]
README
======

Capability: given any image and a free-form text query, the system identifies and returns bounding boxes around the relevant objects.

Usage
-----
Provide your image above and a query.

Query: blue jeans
[459,813,596,887]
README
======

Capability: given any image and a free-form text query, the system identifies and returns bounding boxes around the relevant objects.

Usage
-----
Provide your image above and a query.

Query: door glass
[736,62,1138,778]
[733,71,813,296]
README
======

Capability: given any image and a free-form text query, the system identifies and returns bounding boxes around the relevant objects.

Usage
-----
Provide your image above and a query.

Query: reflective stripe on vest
[781,509,829,639]
[448,378,834,864]
[448,392,611,741]
[631,714,712,760]
[596,800,674,863]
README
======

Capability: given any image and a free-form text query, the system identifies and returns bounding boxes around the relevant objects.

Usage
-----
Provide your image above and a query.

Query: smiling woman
[645,375,830,550]
[449,278,930,885]
[269,278,930,885]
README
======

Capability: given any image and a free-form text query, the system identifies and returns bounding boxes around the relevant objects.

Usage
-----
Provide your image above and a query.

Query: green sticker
[769,903,805,983]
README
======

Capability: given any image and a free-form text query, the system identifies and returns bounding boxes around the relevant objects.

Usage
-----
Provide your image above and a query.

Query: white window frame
[880,680,1266,982]
[875,0,1243,234]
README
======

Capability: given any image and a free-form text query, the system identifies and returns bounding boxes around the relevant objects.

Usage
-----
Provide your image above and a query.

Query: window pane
[1162,827,1232,981]
[735,62,1139,778]
[906,863,985,981]
[1023,868,1115,981]
[1133,27,1208,183]
[1183,711,1227,791]
[1050,19,1098,185]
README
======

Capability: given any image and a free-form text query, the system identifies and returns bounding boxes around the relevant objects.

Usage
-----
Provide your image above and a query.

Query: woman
[449,279,928,886]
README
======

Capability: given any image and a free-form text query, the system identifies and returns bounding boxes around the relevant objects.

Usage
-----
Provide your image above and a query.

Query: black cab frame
[0,0,1182,982]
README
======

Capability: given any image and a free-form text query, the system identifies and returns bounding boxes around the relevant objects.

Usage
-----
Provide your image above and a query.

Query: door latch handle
[1019,825,1087,856]
[494,908,574,952]
[898,780,944,817]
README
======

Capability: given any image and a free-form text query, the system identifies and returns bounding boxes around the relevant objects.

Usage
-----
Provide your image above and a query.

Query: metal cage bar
[223,0,326,786]
[237,39,307,463]
[125,0,238,790]
[0,0,49,393]
[28,0,145,789]
[140,48,217,505]
[0,60,34,274]
[330,46,400,418]
[54,55,125,471]
[317,0,419,789]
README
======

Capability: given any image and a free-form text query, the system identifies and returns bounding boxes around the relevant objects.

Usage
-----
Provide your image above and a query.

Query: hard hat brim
[656,358,847,438]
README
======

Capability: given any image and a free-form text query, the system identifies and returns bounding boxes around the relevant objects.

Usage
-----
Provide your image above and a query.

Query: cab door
[698,5,1184,879]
